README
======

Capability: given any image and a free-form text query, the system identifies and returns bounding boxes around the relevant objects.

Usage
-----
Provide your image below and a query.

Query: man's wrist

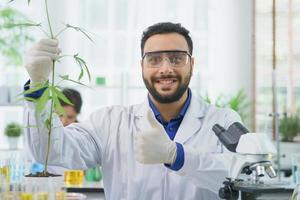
[24,79,47,99]
[165,143,185,171]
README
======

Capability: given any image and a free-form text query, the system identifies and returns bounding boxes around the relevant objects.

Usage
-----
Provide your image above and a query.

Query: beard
[143,71,192,104]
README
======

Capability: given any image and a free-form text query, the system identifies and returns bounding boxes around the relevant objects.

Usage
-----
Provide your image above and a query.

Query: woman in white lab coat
[24,22,241,200]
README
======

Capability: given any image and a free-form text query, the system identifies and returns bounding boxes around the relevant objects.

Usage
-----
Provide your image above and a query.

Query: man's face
[59,105,78,126]
[141,33,194,103]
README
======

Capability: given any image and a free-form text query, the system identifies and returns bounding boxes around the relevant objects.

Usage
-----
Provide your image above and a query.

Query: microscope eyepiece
[212,122,249,152]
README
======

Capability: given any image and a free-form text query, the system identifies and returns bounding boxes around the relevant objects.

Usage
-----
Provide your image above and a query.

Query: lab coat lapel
[134,98,159,132]
[134,96,208,143]
[174,96,207,144]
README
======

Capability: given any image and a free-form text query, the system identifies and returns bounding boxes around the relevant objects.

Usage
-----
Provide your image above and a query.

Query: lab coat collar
[134,93,207,143]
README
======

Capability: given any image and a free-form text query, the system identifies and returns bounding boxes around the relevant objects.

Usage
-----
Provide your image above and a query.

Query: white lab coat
[24,94,241,200]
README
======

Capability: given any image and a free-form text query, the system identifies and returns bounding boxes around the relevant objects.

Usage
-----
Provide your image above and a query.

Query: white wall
[0,0,254,124]
[207,0,253,100]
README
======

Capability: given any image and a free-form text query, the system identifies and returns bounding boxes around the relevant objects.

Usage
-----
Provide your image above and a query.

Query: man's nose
[159,58,173,72]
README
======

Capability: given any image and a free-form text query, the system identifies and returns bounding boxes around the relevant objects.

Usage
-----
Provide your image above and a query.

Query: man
[24,22,242,199]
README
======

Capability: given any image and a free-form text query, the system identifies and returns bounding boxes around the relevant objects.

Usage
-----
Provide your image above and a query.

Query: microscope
[213,122,278,200]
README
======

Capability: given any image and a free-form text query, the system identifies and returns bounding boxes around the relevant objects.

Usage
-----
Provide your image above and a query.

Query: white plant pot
[275,141,300,170]
[7,137,20,150]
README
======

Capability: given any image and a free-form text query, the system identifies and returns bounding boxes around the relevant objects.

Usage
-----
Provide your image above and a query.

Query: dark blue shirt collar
[148,88,192,122]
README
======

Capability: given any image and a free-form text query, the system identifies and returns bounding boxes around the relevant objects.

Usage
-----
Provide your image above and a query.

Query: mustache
[152,75,179,81]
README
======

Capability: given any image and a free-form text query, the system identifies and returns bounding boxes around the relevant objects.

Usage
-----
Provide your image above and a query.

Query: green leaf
[203,93,211,104]
[60,75,69,80]
[78,68,84,81]
[36,87,50,113]
[0,7,36,67]
[52,86,73,106]
[66,24,94,43]
[23,125,37,128]
[45,118,51,130]
[17,83,48,97]
[74,54,91,82]
[14,96,37,103]
[51,89,65,116]
[59,75,91,88]
[4,22,41,28]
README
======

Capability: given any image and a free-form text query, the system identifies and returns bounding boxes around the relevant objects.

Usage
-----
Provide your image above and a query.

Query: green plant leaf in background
[279,113,300,142]
[203,89,250,126]
[228,89,250,121]
[4,122,22,137]
[0,6,35,66]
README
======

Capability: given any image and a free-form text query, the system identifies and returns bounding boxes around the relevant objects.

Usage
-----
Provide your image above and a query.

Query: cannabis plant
[9,0,92,176]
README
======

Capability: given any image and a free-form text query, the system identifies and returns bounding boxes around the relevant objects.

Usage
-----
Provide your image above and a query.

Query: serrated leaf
[18,84,48,97]
[14,96,37,103]
[52,90,65,116]
[52,86,73,106]
[74,54,91,82]
[36,87,50,113]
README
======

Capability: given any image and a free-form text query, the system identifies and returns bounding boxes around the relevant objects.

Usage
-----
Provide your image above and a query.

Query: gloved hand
[134,112,177,165]
[25,39,61,84]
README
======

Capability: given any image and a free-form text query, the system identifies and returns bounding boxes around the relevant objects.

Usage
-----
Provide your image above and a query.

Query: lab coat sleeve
[173,108,242,194]
[24,100,106,170]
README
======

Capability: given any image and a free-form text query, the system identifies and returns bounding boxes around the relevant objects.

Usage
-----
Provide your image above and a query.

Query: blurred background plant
[279,112,300,142]
[204,89,251,128]
[4,122,22,137]
[0,5,34,67]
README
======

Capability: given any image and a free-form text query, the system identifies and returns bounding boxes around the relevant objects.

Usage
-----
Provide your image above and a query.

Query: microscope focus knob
[219,186,231,199]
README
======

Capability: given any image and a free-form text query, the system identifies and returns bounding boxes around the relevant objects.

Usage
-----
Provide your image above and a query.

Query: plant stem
[44,61,54,175]
[45,0,54,38]
[43,0,55,175]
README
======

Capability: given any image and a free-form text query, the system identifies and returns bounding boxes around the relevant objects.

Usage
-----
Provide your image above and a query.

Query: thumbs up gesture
[134,111,177,165]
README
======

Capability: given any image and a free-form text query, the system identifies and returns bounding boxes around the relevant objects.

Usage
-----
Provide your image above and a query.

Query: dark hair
[141,22,193,57]
[60,88,82,114]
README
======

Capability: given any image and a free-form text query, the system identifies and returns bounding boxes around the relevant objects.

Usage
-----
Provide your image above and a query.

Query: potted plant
[278,112,300,171]
[8,0,92,177]
[4,122,22,149]
[204,89,250,126]
[279,113,300,142]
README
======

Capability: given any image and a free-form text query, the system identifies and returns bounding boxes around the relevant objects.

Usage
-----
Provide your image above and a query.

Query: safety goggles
[142,50,192,68]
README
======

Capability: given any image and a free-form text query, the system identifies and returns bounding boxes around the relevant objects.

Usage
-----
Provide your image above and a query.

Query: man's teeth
[157,79,175,84]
